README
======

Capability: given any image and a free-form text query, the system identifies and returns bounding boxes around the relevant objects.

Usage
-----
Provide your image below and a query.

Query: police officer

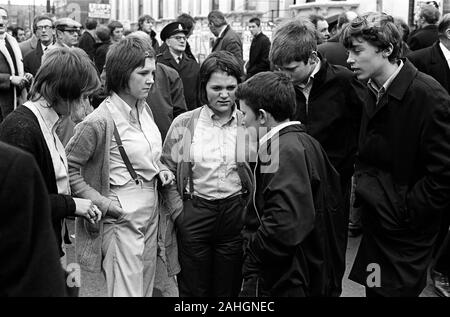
[158,22,200,111]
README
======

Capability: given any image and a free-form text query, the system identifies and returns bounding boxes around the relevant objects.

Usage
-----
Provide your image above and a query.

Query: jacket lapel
[430,42,450,92]
[212,25,229,51]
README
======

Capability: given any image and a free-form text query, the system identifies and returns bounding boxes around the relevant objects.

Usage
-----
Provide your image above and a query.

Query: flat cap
[160,22,188,42]
[54,18,81,31]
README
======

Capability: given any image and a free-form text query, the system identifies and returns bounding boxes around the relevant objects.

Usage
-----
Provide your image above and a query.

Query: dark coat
[23,40,44,76]
[94,41,111,74]
[0,141,67,297]
[0,106,76,256]
[212,25,243,67]
[159,41,196,61]
[407,41,450,93]
[157,47,200,111]
[78,31,96,61]
[318,36,350,69]
[246,32,271,78]
[241,124,345,297]
[407,24,439,51]
[349,60,450,296]
[293,57,365,184]
[147,63,187,140]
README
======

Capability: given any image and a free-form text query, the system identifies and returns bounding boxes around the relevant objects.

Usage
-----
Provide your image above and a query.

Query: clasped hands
[10,73,33,90]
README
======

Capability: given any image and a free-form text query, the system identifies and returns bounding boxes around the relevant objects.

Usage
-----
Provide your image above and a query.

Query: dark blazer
[407,24,439,51]
[78,31,97,61]
[241,124,344,297]
[212,25,243,66]
[293,57,366,184]
[318,36,350,68]
[23,40,44,76]
[94,41,111,74]
[407,41,450,93]
[0,106,76,256]
[147,63,187,140]
[349,60,450,296]
[246,32,271,78]
[0,141,67,297]
[157,47,200,111]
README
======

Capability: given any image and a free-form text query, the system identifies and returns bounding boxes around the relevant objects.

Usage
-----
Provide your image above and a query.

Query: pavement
[65,220,438,297]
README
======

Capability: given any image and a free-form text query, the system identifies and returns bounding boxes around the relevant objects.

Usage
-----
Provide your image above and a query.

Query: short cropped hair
[309,14,326,28]
[33,14,53,33]
[249,17,261,27]
[236,72,295,122]
[270,18,317,67]
[208,10,227,27]
[12,26,24,38]
[96,25,111,43]
[438,13,450,37]
[341,15,403,63]
[177,13,196,34]
[138,14,154,30]
[420,4,441,24]
[199,51,242,106]
[29,47,100,106]
[105,36,155,95]
[108,20,123,35]
[85,18,98,30]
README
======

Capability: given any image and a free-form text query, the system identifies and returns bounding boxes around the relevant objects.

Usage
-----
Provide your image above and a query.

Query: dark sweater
[0,105,76,256]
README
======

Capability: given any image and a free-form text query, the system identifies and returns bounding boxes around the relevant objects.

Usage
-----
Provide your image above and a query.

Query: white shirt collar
[368,60,404,94]
[259,121,302,151]
[218,25,227,38]
[32,98,60,133]
[298,60,321,89]
[439,42,450,64]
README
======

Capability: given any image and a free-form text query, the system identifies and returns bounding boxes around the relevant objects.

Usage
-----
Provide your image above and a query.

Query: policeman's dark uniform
[157,22,200,111]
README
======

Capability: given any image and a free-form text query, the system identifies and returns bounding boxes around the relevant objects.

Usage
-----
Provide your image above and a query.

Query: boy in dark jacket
[237,72,345,297]
[342,14,450,297]
[269,18,367,291]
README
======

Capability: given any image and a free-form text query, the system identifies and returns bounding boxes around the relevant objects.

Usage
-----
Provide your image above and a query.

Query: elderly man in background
[24,15,55,76]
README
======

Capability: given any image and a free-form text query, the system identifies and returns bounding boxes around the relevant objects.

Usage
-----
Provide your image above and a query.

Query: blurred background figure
[138,14,159,52]
[309,14,330,44]
[108,20,124,44]
[78,18,98,61]
[246,17,271,79]
[408,3,440,51]
[12,26,25,43]
[0,6,32,123]
[176,13,196,60]
[94,25,111,74]
[318,10,358,68]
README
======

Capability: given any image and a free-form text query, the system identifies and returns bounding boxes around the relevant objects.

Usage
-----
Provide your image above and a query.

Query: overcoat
[349,60,450,296]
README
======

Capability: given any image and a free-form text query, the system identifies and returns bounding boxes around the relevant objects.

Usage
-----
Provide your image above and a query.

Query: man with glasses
[0,6,32,122]
[158,22,200,110]
[24,15,55,76]
[270,18,367,296]
[54,17,81,48]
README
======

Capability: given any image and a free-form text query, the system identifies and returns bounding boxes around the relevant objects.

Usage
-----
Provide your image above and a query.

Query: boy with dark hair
[237,71,344,296]
[342,14,450,297]
[270,18,366,292]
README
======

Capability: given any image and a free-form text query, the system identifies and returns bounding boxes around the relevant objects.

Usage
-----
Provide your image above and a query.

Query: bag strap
[112,122,140,185]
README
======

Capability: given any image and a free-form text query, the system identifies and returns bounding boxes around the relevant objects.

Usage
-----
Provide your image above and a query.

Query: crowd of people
[0,3,449,298]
